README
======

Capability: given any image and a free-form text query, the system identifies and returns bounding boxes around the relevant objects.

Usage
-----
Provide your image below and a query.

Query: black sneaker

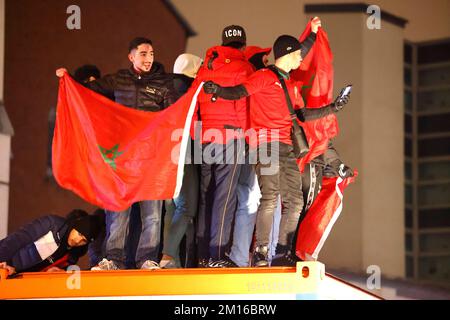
[208,257,239,268]
[271,251,299,267]
[197,258,209,268]
[252,245,269,267]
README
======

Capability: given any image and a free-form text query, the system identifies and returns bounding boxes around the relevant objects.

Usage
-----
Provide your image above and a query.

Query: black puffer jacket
[87,62,177,112]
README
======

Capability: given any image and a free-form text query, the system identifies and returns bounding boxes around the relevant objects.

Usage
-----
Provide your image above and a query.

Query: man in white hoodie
[160,53,203,268]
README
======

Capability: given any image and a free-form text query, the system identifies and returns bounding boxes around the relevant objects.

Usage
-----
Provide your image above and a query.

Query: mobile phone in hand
[339,85,352,99]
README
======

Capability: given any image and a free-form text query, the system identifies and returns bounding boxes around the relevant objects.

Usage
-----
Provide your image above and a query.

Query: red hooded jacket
[193,46,254,144]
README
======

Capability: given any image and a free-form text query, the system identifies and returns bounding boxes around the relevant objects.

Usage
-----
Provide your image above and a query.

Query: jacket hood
[244,46,272,61]
[173,53,203,78]
[203,46,246,71]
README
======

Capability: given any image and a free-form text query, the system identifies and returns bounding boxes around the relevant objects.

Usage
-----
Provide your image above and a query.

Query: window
[420,233,450,252]
[405,137,413,156]
[418,113,450,134]
[418,137,450,157]
[418,183,450,206]
[406,256,414,278]
[419,161,450,180]
[419,256,450,281]
[419,65,450,87]
[404,67,412,86]
[404,114,412,134]
[404,39,450,283]
[405,160,412,180]
[405,233,413,251]
[405,184,413,205]
[405,208,413,228]
[419,208,450,229]
[417,88,450,113]
[404,43,412,64]
[418,42,450,64]
[404,91,413,111]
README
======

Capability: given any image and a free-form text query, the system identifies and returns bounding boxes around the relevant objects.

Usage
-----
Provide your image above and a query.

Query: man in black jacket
[0,210,102,275]
[56,37,177,270]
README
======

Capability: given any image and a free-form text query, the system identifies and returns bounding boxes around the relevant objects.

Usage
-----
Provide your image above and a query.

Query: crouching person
[0,209,102,275]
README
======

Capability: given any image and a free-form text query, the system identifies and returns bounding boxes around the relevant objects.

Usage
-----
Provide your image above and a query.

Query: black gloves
[325,159,354,178]
[332,90,351,112]
[338,163,354,178]
[203,81,249,101]
[203,81,221,95]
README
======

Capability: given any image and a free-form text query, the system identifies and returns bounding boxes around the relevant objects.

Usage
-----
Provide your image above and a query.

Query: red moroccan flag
[291,21,338,172]
[52,73,202,211]
[295,171,358,261]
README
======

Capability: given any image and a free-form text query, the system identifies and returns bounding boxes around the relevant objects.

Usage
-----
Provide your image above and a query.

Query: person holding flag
[268,19,357,265]
[270,141,355,265]
[202,31,351,267]
[227,16,322,268]
[55,37,178,271]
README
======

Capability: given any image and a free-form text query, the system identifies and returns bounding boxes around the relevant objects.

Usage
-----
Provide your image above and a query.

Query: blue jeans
[229,163,261,267]
[163,161,199,266]
[105,200,162,268]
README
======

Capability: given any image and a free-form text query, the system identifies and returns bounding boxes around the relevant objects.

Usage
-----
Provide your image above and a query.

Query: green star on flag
[301,73,315,106]
[99,144,123,170]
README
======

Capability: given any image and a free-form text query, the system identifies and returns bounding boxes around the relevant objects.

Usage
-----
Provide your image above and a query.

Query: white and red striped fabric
[296,172,357,261]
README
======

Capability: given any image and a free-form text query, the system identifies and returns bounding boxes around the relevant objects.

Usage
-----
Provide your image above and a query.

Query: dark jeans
[197,138,245,260]
[255,142,303,251]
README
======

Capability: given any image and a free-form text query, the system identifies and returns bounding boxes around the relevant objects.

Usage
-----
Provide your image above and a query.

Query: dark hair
[73,65,101,83]
[224,41,245,50]
[91,208,106,229]
[249,52,267,70]
[66,209,88,222]
[129,37,153,52]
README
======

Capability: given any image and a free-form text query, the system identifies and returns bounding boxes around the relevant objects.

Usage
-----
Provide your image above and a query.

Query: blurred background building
[0,0,449,297]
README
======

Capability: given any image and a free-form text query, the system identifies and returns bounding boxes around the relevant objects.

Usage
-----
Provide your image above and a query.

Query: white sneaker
[140,260,160,270]
[91,258,120,271]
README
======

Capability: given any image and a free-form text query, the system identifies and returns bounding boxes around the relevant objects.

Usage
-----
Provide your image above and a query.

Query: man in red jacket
[193,25,255,267]
[203,34,350,267]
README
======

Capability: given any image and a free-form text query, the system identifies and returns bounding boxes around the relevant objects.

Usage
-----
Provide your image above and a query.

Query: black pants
[301,162,323,215]
[196,138,245,260]
[288,162,324,254]
[255,142,303,251]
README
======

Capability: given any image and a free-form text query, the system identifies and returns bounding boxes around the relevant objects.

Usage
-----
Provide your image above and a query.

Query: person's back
[194,25,257,267]
[196,45,254,141]
[172,53,203,97]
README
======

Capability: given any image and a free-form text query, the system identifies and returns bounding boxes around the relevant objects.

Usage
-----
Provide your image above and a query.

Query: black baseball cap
[222,25,246,46]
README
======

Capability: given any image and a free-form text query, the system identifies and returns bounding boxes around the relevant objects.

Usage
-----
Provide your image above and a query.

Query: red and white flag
[53,73,202,211]
[296,172,358,261]
[291,21,338,172]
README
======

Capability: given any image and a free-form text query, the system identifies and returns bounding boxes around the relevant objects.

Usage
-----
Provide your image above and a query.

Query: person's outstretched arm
[296,92,350,122]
